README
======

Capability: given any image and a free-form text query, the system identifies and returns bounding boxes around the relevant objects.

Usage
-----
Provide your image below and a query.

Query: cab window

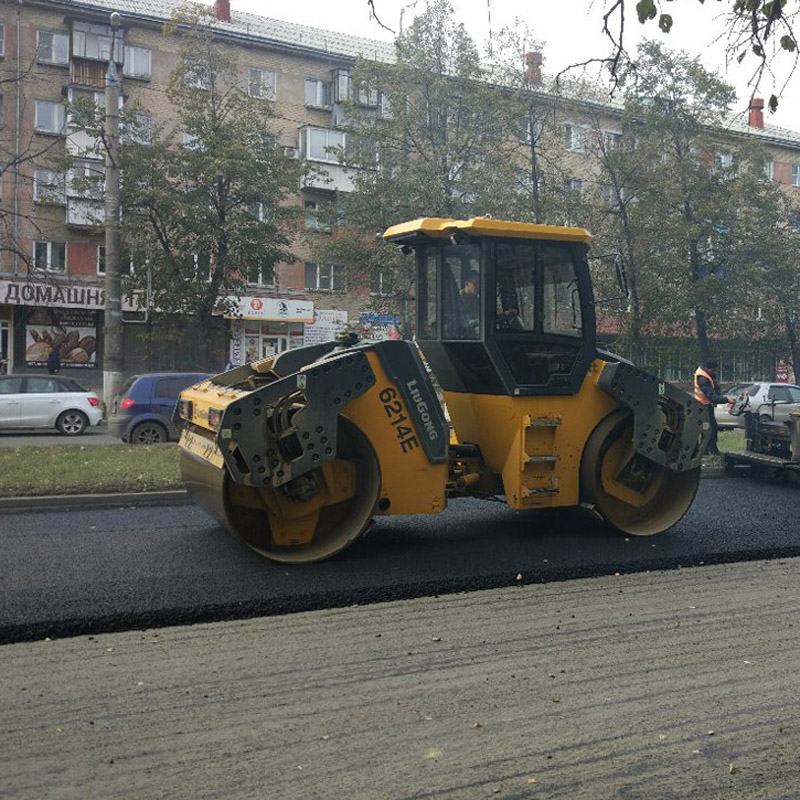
[26,377,60,393]
[542,246,581,337]
[442,244,481,339]
[0,377,23,394]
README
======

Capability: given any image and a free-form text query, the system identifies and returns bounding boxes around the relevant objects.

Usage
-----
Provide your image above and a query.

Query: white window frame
[792,164,800,187]
[33,169,66,204]
[123,45,152,79]
[34,100,65,134]
[192,253,212,282]
[564,178,583,193]
[36,31,70,65]
[305,78,332,109]
[304,199,331,231]
[123,111,151,144]
[763,159,774,181]
[0,25,5,58]
[97,245,105,275]
[564,123,586,153]
[301,127,346,164]
[68,160,104,200]
[247,261,274,287]
[305,262,345,292]
[34,241,66,272]
[603,130,622,150]
[249,67,276,100]
[370,269,391,296]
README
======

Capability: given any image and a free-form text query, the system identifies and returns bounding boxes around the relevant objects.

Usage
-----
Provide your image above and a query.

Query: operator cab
[384,217,597,396]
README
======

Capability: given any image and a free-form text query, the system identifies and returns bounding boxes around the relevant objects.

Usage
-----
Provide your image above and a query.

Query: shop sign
[227,295,314,322]
[359,312,402,342]
[0,279,140,312]
[25,307,98,368]
[303,309,348,346]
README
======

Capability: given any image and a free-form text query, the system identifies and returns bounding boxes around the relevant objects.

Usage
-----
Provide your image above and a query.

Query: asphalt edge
[0,468,727,512]
[0,489,192,512]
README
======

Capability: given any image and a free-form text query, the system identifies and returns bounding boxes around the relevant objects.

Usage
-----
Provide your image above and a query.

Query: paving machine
[723,393,800,476]
[177,217,708,563]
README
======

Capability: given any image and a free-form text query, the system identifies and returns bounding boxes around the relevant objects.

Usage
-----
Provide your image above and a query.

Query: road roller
[177,217,709,563]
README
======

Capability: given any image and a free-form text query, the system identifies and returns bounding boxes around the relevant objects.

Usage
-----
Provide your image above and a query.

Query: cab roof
[383,217,592,245]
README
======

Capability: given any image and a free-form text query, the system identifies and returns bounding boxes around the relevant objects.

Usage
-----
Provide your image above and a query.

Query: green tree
[119,10,302,357]
[598,42,750,363]
[311,0,526,329]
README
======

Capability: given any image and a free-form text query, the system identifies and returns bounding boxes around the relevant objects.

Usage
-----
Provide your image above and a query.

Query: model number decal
[379,387,419,453]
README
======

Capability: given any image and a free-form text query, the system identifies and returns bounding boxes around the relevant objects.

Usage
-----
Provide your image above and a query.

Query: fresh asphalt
[1,472,797,644]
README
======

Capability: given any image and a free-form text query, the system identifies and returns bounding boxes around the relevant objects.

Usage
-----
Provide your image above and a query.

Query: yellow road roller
[177,217,708,563]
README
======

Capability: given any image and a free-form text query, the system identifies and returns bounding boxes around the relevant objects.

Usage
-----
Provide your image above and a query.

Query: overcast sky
[218,0,800,132]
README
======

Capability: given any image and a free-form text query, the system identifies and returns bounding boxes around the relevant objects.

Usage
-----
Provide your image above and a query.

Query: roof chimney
[214,0,231,22]
[525,52,542,86]
[748,97,764,129]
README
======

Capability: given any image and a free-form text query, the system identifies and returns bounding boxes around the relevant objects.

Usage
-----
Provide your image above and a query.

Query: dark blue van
[108,372,209,444]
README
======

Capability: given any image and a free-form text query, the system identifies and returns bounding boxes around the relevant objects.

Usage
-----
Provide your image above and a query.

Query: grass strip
[718,429,746,453]
[0,443,182,497]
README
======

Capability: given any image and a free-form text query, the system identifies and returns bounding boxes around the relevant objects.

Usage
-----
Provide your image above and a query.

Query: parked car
[0,375,103,435]
[722,381,800,428]
[715,382,755,429]
[107,372,210,444]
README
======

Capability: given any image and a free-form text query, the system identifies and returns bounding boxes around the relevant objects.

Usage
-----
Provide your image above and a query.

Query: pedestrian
[694,357,728,456]
[46,348,61,375]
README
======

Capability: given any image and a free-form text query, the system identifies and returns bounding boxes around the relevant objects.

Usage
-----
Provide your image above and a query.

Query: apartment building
[1,0,800,385]
[0,0,398,382]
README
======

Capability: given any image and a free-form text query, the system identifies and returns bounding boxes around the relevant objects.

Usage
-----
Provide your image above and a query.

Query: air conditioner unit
[283,146,300,160]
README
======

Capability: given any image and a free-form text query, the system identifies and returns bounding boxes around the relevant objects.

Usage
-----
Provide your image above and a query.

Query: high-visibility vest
[694,367,714,405]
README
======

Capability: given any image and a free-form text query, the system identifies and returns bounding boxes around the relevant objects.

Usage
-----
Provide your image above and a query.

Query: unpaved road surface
[3,557,799,800]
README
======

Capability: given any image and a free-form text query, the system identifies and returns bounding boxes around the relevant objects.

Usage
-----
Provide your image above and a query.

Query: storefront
[0,278,111,380]
[226,295,314,366]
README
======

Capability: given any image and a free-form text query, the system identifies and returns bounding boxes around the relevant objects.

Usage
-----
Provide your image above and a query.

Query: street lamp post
[103,11,123,411]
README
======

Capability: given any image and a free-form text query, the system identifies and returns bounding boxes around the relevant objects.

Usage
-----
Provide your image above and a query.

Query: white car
[723,381,800,428]
[0,375,103,435]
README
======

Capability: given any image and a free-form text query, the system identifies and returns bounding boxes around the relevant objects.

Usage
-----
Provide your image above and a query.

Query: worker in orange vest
[694,358,728,456]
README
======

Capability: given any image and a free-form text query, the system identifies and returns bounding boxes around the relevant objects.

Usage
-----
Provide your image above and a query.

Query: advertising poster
[25,307,98,368]
[359,312,402,342]
[303,309,348,346]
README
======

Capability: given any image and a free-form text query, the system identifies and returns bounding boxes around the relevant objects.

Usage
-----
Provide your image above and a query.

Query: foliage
[118,9,303,333]
[597,0,798,109]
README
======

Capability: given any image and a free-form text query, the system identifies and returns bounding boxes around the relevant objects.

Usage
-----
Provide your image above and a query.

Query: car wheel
[131,421,168,445]
[57,410,88,436]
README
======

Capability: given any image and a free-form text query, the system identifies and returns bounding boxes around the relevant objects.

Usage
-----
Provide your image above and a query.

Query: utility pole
[103,11,123,411]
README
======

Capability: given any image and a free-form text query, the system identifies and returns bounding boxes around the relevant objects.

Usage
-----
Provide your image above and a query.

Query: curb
[0,467,726,512]
[0,489,191,512]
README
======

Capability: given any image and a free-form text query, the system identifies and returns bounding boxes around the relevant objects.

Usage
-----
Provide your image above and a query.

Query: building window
[69,160,104,200]
[763,160,774,181]
[305,78,332,109]
[247,262,274,286]
[186,58,211,90]
[305,262,344,291]
[564,123,586,152]
[0,25,5,58]
[603,131,622,150]
[73,29,120,62]
[792,164,800,187]
[304,199,332,231]
[37,31,70,65]
[301,127,346,164]
[123,45,151,79]
[715,152,734,172]
[33,170,66,204]
[370,269,392,296]
[34,241,66,272]
[563,178,583,193]
[97,245,105,275]
[34,100,65,134]
[123,111,151,144]
[249,67,276,100]
[0,95,3,126]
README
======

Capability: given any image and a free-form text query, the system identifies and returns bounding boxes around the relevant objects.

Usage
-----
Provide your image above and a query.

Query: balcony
[67,198,104,228]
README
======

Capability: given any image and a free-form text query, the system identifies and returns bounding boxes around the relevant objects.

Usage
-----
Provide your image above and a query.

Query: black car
[108,372,209,444]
